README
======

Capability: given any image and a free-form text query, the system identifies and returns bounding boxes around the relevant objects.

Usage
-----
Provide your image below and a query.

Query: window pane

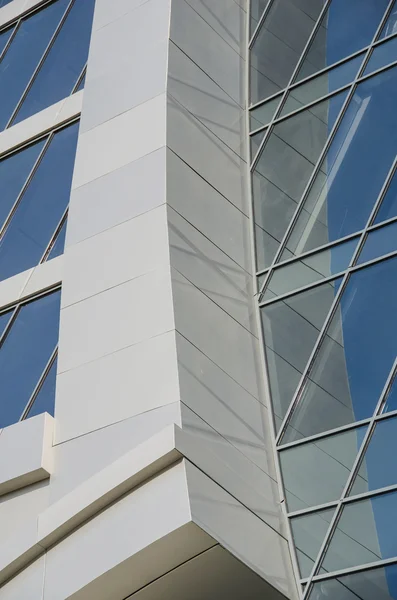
[291,508,335,577]
[350,417,397,496]
[375,170,397,224]
[14,0,95,124]
[379,2,397,40]
[0,0,69,130]
[309,563,397,600]
[296,0,389,81]
[365,37,397,76]
[266,238,356,298]
[282,54,364,117]
[0,122,79,281]
[250,0,325,104]
[284,256,397,442]
[357,222,397,264]
[261,279,340,426]
[321,491,397,573]
[252,91,347,270]
[0,290,61,428]
[47,218,67,260]
[280,427,366,511]
[0,26,14,56]
[26,356,57,418]
[0,138,46,228]
[286,65,397,258]
[250,95,282,130]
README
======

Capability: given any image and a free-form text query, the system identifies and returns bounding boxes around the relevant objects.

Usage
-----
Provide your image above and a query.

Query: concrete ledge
[0,413,54,497]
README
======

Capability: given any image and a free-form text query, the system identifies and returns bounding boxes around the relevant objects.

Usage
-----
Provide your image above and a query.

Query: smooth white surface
[57,267,175,373]
[54,332,180,444]
[73,93,166,188]
[0,414,54,496]
[66,147,166,246]
[0,555,45,600]
[62,205,170,307]
[50,404,182,501]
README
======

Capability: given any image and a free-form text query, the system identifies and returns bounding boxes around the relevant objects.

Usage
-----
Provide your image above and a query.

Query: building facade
[0,0,395,599]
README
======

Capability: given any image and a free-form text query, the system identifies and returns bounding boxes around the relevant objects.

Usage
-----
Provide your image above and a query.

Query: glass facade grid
[249,1,397,597]
[0,0,94,130]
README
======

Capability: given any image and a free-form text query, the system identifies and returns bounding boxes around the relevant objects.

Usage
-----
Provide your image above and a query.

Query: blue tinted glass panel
[364,37,397,75]
[14,0,95,124]
[350,417,397,496]
[286,65,397,257]
[47,218,67,260]
[321,491,397,573]
[0,122,79,281]
[250,95,281,130]
[357,222,397,264]
[26,357,57,418]
[0,291,61,428]
[250,128,266,159]
[284,256,397,442]
[0,310,13,339]
[0,0,14,6]
[0,26,14,55]
[0,0,69,130]
[309,564,397,600]
[375,170,397,224]
[282,54,364,117]
[0,138,46,228]
[380,3,397,40]
[297,0,390,81]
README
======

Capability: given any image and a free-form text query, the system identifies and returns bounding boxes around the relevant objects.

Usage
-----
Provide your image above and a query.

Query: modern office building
[0,0,396,598]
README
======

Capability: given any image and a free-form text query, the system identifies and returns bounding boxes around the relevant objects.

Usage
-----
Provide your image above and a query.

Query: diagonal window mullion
[19,346,58,421]
[6,0,75,129]
[40,207,68,263]
[0,133,53,242]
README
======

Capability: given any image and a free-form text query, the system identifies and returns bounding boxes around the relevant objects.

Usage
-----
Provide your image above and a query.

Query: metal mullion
[258,272,346,308]
[366,155,397,230]
[274,271,351,446]
[343,483,397,505]
[368,213,397,232]
[6,0,75,129]
[311,557,397,584]
[287,501,339,520]
[259,244,397,307]
[301,357,397,597]
[19,347,57,421]
[278,418,373,453]
[250,0,331,170]
[0,20,19,64]
[375,0,397,42]
[248,0,274,48]
[375,407,397,423]
[0,133,53,241]
[257,231,362,297]
[249,90,283,111]
[71,64,86,94]
[18,284,61,310]
[0,305,18,350]
[270,3,394,290]
[40,207,68,263]
[246,6,305,593]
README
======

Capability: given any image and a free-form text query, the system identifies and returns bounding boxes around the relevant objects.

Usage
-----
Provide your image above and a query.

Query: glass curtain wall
[249,1,397,598]
[0,0,95,129]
